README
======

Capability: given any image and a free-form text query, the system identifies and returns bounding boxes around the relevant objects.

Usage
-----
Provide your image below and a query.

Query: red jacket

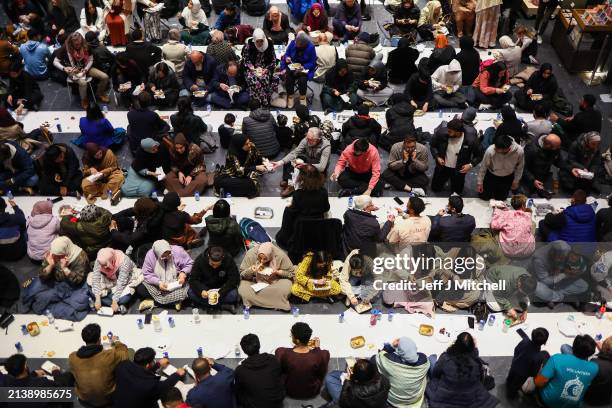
[472,69,509,95]
[334,141,381,190]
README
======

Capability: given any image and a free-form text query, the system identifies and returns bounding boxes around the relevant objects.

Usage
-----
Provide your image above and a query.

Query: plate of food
[434,327,453,343]
[446,85,454,94]
[193,90,208,98]
[153,90,165,99]
[502,84,511,92]
[208,289,220,305]
[350,336,365,349]
[354,302,372,314]
[289,63,303,71]
[418,324,434,336]
[414,109,425,117]
[27,322,40,336]
[119,82,131,92]
[530,93,543,101]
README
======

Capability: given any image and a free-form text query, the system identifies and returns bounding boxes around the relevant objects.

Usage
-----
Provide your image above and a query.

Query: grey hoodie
[477,141,525,184]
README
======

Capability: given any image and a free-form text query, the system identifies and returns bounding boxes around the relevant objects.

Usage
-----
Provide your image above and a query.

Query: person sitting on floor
[214,134,267,198]
[341,104,382,149]
[386,196,431,252]
[275,322,330,399]
[19,28,51,80]
[0,197,26,262]
[491,194,535,258]
[209,60,250,109]
[292,250,341,302]
[178,0,210,45]
[126,91,170,155]
[333,0,362,41]
[4,353,74,389]
[6,59,43,112]
[505,327,550,399]
[584,336,612,406]
[280,32,317,108]
[332,138,384,197]
[431,59,466,108]
[241,99,280,159]
[110,197,163,253]
[26,201,60,263]
[300,3,330,34]
[188,246,240,313]
[140,239,193,310]
[40,236,89,286]
[147,62,180,108]
[429,195,476,243]
[320,59,359,113]
[340,250,378,308]
[520,133,561,198]
[163,134,208,198]
[0,140,38,195]
[526,104,553,139]
[379,93,417,151]
[292,105,321,146]
[182,51,218,107]
[170,97,209,149]
[122,138,168,198]
[263,6,291,45]
[38,143,83,197]
[159,192,206,249]
[558,131,603,195]
[539,189,596,244]
[90,247,142,315]
[204,199,243,256]
[341,194,393,258]
[325,357,390,407]
[213,4,240,31]
[186,357,235,408]
[485,264,536,321]
[78,104,118,149]
[550,94,602,148]
[61,203,112,260]
[80,143,124,205]
[357,56,393,107]
[514,63,557,113]
[471,60,511,109]
[239,242,295,311]
[382,136,429,196]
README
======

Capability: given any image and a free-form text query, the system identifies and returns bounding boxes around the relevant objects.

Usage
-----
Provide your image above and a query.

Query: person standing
[473,0,502,48]
[534,0,558,44]
[477,134,524,201]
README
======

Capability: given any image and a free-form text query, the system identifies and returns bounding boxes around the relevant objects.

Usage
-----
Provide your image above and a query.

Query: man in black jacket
[7,60,43,111]
[85,31,115,74]
[209,61,249,109]
[4,353,74,397]
[551,94,602,148]
[114,347,185,408]
[506,327,549,399]
[235,334,285,408]
[188,246,240,313]
[341,104,382,149]
[520,133,561,198]
[430,118,483,195]
[125,29,162,81]
[429,195,476,244]
[341,195,393,258]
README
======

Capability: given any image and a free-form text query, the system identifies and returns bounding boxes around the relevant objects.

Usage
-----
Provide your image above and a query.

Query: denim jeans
[324,370,344,402]
[188,288,239,308]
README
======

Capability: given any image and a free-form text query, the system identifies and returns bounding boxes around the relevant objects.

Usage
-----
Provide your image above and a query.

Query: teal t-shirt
[540,353,599,408]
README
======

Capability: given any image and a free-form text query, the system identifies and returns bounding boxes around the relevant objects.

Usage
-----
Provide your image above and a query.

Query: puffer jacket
[26,213,60,261]
[380,101,417,150]
[60,209,113,260]
[205,215,243,256]
[341,209,392,258]
[547,204,596,244]
[345,43,375,81]
[341,115,382,148]
[242,108,280,158]
[491,209,535,258]
[339,375,390,408]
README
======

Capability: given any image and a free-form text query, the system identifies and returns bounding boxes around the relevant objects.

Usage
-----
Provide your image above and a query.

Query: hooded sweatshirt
[242,108,280,158]
[19,40,50,78]
[431,59,463,93]
[477,141,525,184]
[234,353,285,408]
[334,141,381,190]
[27,213,60,261]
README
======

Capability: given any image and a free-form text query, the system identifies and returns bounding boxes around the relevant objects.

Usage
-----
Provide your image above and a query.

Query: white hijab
[182,0,206,27]
[152,240,177,284]
[252,28,269,53]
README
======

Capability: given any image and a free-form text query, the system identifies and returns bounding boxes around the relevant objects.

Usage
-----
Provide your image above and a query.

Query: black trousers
[431,165,466,195]
[520,172,552,197]
[479,171,514,201]
[474,89,512,108]
[381,168,429,191]
[338,168,385,196]
[285,70,308,96]
[535,0,556,35]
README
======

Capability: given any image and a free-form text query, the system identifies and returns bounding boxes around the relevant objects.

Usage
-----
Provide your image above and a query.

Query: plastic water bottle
[56,122,62,133]
[348,195,354,209]
[153,316,162,332]
[243,307,250,319]
[370,311,377,326]
[591,201,599,211]
[219,188,225,198]
[168,317,175,328]
[151,190,158,199]
[332,111,337,121]
[292,306,300,317]
[189,43,192,53]
[496,111,502,120]
[234,344,241,357]
[15,342,23,352]
[206,104,212,113]
[527,198,534,209]
[102,105,108,114]
[197,347,203,358]
[163,352,169,358]
[338,312,344,323]
[225,192,232,205]
[192,308,200,323]
[107,331,113,340]
[137,318,144,329]
[6,190,13,200]
[596,301,606,319]
[21,324,28,335]
[388,310,394,322]
[194,192,200,201]
[595,334,603,341]
[107,189,113,200]
[45,309,55,324]
[478,320,485,330]
[487,315,496,326]
[438,109,443,118]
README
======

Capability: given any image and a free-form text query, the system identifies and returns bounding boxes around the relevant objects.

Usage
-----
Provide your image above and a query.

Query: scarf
[268,6,283,31]
[97,248,125,280]
[182,0,206,27]
[304,3,325,29]
[50,236,82,264]
[152,240,177,283]
[252,28,268,53]
[31,200,53,216]
[171,133,191,168]
[257,242,279,270]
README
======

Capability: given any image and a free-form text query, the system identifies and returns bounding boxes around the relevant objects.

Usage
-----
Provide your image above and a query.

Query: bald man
[521,133,562,198]
[181,51,218,106]
[186,358,234,408]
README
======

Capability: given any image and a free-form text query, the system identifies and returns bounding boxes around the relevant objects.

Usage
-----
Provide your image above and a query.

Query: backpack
[199,128,219,153]
[242,0,268,16]
[239,217,271,248]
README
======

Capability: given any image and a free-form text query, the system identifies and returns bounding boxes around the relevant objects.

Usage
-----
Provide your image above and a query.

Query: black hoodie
[113,360,182,408]
[339,374,390,408]
[234,353,285,408]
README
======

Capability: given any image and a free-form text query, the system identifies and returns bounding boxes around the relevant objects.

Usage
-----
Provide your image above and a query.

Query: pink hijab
[31,200,53,216]
[96,248,125,280]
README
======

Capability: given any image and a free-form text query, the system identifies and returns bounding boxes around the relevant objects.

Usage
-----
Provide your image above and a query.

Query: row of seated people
[1,322,611,407]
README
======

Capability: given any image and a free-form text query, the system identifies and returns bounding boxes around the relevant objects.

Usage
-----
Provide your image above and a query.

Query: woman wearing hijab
[61,204,113,259]
[357,55,393,106]
[292,251,341,302]
[159,192,206,249]
[111,197,164,251]
[494,105,528,145]
[163,133,208,197]
[263,6,291,45]
[514,63,557,112]
[90,248,142,314]
[473,0,502,48]
[26,201,61,262]
[471,60,511,108]
[300,3,329,33]
[139,239,193,309]
[204,199,243,256]
[389,0,420,36]
[214,134,265,197]
[333,0,362,41]
[495,35,522,77]
[387,37,419,85]
[179,0,210,45]
[121,138,167,198]
[417,0,443,41]
[81,143,124,204]
[40,236,89,286]
[147,62,180,108]
[426,332,499,408]
[453,0,476,37]
[240,28,279,106]
[238,242,296,311]
[321,59,358,112]
[205,29,238,66]
[52,32,109,109]
[281,31,317,108]
[455,35,480,86]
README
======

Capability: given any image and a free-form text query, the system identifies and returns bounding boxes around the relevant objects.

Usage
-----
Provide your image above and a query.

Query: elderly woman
[161,29,189,80]
[163,133,208,197]
[281,32,316,108]
[214,134,266,198]
[40,236,89,286]
[105,0,130,46]
[514,63,557,112]
[160,192,206,248]
[180,0,210,45]
[53,32,109,109]
[453,0,476,37]
[292,251,341,302]
[300,3,329,33]
[473,0,502,48]
[81,143,124,204]
[239,242,296,311]
[147,62,180,108]
[333,0,361,41]
[26,201,60,262]
[241,29,279,106]
[417,0,443,41]
[206,29,238,66]
[264,6,291,45]
[61,204,113,259]
[139,239,193,309]
[495,35,522,77]
[121,138,167,198]
[321,59,358,112]
[90,248,142,314]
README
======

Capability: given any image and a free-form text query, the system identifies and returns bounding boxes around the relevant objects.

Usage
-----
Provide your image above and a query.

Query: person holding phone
[382,136,429,196]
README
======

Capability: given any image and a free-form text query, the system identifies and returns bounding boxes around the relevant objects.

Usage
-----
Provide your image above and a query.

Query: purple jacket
[142,245,193,285]
[26,214,60,261]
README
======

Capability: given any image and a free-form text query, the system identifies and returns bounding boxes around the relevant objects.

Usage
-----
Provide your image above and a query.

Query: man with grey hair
[272,127,331,197]
[161,29,189,80]
[341,195,393,258]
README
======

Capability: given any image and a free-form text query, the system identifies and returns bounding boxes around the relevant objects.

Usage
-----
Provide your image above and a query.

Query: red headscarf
[304,3,326,31]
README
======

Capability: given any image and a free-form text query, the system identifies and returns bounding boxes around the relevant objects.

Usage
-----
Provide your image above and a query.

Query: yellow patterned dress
[291,252,341,301]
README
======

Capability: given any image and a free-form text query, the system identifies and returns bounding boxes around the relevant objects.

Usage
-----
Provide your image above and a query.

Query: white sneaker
[411,188,426,197]
[537,35,543,45]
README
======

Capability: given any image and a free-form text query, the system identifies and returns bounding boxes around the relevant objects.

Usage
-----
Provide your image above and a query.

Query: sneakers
[118,305,127,314]
[411,188,426,197]
[537,35,543,45]
[138,299,154,312]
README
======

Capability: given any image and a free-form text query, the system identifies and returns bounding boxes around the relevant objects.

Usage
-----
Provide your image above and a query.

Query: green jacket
[486,265,529,311]
[60,209,112,259]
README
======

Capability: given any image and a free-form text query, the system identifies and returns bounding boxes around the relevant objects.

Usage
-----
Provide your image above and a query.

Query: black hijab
[325,59,354,93]
[496,105,526,143]
[228,133,249,163]
[527,62,558,96]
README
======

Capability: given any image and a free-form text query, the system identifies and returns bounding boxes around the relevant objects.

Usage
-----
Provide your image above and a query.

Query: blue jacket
[548,204,596,243]
[214,8,240,31]
[0,141,36,187]
[186,363,235,408]
[19,40,50,78]
[281,40,317,80]
[79,117,115,148]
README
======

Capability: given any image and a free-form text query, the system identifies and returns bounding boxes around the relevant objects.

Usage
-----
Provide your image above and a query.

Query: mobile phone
[467,316,475,329]
[144,313,152,324]
[393,197,404,205]
[48,197,63,204]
